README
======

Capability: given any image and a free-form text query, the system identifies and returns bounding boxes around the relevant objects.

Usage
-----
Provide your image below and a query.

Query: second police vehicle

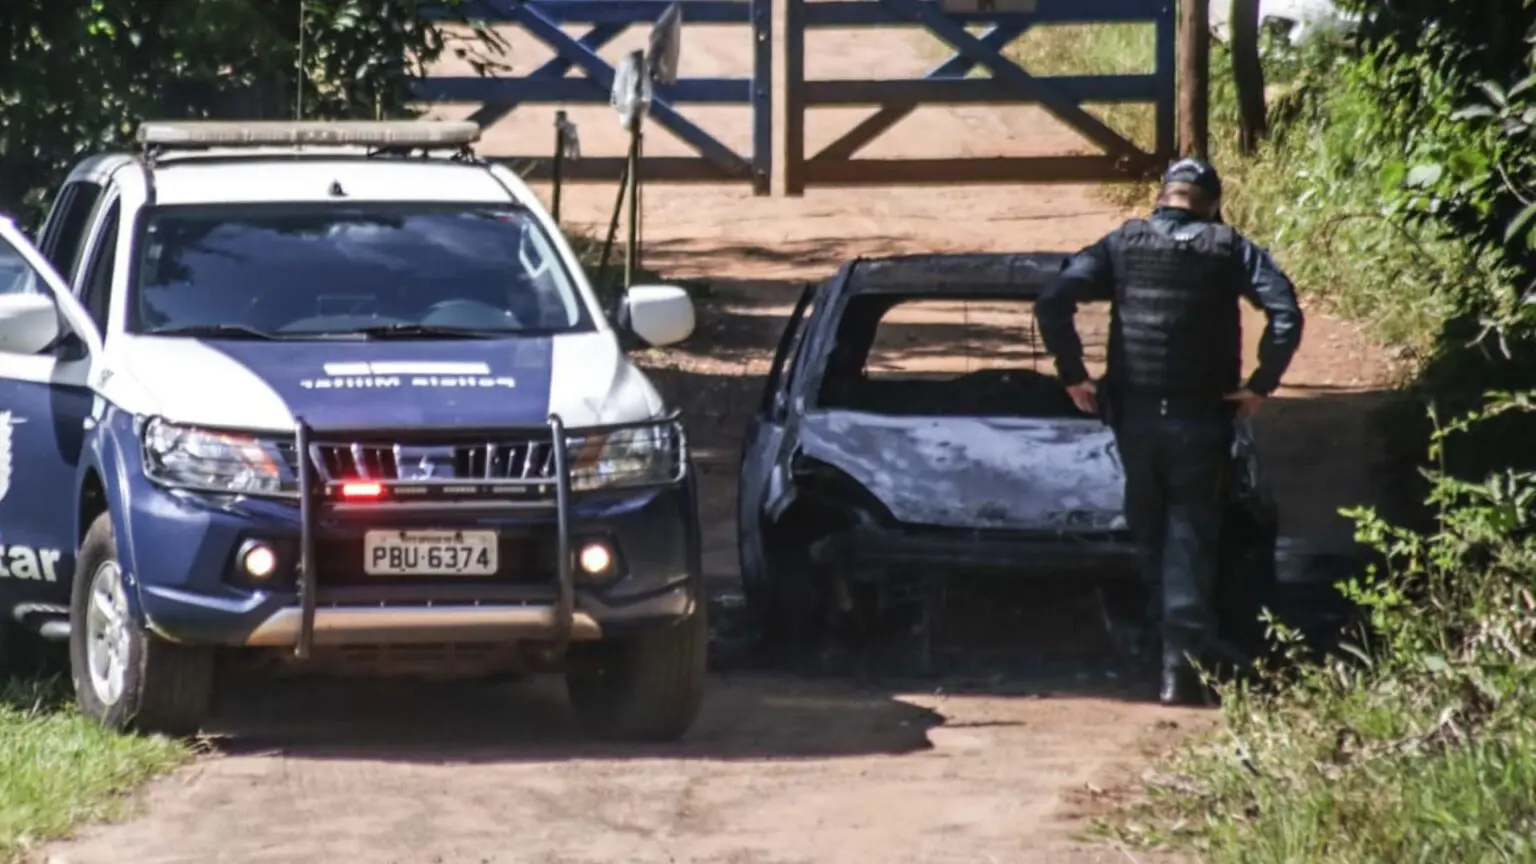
[0,120,707,741]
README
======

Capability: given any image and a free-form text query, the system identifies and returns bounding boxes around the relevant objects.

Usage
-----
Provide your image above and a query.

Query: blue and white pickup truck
[0,120,707,741]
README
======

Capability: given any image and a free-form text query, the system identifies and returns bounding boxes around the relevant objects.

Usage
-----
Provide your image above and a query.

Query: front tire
[742,522,829,658]
[69,513,215,737]
[565,602,708,742]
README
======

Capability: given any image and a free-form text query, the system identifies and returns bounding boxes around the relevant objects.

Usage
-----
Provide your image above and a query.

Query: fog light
[577,541,614,576]
[240,542,278,580]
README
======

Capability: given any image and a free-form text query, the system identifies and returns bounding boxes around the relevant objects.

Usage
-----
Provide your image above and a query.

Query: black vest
[1106,218,1243,402]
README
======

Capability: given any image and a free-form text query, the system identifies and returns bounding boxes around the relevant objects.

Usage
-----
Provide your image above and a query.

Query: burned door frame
[736,271,838,611]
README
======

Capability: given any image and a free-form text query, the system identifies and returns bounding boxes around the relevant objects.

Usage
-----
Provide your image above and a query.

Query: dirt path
[42,13,1402,864]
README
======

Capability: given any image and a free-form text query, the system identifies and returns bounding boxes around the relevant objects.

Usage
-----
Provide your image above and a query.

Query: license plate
[363,529,498,576]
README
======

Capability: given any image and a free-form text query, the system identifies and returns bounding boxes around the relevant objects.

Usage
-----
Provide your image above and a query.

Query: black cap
[1162,157,1222,199]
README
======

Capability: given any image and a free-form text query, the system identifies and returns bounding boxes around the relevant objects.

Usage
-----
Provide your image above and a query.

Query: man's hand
[1224,388,1265,420]
[1067,381,1098,416]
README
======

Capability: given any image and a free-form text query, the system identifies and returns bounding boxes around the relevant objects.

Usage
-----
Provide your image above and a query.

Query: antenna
[295,0,307,120]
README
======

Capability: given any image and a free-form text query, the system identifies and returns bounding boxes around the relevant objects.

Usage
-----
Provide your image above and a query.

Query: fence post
[1177,0,1210,160]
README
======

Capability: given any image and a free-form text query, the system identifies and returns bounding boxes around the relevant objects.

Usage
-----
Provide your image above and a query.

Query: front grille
[308,439,558,483]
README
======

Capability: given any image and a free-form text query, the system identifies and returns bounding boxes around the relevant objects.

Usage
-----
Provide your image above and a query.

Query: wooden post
[1177,0,1210,160]
[1230,0,1268,154]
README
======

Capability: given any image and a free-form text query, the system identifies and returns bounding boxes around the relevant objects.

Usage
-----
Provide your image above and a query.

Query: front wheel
[565,602,708,742]
[69,513,215,737]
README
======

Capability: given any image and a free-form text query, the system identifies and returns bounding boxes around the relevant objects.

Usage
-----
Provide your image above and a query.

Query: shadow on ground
[45,277,1408,766]
[197,556,1365,766]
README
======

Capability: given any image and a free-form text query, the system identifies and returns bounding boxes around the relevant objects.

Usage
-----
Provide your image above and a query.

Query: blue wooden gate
[783,0,1176,195]
[417,0,1174,197]
[418,0,773,195]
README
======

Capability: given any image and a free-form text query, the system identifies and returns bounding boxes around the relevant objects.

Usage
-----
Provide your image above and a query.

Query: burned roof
[839,252,1074,298]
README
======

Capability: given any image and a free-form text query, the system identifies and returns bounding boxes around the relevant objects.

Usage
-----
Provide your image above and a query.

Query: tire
[566,601,708,742]
[69,513,215,737]
[742,526,828,655]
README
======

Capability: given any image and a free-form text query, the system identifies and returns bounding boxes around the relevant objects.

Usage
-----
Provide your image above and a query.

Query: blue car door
[0,218,104,620]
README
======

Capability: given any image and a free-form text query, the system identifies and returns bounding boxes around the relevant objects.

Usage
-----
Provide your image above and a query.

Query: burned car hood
[796,410,1128,532]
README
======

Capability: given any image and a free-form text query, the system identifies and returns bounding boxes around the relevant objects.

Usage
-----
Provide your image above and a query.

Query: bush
[1016,14,1536,860]
[1104,391,1536,863]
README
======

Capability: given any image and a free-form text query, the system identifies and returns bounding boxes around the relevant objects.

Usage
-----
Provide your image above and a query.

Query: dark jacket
[1034,206,1304,400]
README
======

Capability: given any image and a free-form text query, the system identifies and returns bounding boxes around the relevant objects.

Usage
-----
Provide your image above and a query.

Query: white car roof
[147,156,517,206]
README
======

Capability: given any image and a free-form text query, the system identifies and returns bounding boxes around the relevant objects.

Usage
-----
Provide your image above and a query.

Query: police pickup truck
[0,120,707,741]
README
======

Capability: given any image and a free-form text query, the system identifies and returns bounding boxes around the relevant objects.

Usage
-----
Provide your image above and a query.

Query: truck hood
[796,410,1128,532]
[104,331,663,433]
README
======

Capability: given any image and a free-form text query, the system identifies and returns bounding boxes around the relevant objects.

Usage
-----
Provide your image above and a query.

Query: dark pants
[1111,396,1233,667]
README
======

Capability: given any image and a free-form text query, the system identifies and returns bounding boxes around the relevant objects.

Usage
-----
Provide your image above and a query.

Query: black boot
[1159,652,1216,707]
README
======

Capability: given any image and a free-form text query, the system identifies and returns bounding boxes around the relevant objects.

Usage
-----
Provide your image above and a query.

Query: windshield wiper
[146,324,285,340]
[347,324,507,340]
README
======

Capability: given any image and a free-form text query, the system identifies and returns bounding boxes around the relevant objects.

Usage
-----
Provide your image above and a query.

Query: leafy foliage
[0,0,507,228]
[1103,392,1536,863]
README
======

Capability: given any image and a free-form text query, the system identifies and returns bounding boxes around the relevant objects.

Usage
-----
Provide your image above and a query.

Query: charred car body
[737,253,1278,661]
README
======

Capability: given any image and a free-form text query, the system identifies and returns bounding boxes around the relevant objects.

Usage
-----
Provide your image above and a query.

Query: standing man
[1034,158,1304,706]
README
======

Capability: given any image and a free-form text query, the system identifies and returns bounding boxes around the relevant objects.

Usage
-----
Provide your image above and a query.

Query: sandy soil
[40,10,1405,864]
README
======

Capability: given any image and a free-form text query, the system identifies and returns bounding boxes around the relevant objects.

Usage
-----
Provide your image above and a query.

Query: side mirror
[620,284,695,348]
[0,293,61,355]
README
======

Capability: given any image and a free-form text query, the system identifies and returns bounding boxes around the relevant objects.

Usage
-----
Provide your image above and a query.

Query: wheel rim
[85,560,130,707]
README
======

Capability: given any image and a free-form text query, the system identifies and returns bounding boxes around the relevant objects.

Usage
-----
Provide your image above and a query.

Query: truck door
[0,218,104,619]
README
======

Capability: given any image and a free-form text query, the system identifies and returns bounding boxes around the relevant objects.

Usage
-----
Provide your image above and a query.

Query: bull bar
[289,411,689,660]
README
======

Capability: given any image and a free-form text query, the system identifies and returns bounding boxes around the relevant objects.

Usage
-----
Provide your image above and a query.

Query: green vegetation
[0,680,190,861]
[1105,392,1536,863]
[0,0,508,228]
[1017,6,1536,862]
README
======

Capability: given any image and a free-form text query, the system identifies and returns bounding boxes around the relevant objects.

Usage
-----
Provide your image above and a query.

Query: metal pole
[625,129,642,289]
[294,419,316,659]
[624,50,644,290]
[596,158,629,296]
[548,414,574,657]
[552,110,566,224]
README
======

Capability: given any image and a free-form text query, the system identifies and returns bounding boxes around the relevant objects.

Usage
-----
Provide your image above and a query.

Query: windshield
[128,203,592,337]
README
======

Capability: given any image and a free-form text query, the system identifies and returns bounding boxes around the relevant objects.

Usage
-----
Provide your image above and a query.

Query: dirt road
[41,14,1402,864]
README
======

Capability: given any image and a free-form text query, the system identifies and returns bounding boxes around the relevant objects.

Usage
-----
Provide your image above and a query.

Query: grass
[0,678,190,862]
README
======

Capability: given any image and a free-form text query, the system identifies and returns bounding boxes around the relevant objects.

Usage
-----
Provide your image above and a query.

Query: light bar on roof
[136,120,482,149]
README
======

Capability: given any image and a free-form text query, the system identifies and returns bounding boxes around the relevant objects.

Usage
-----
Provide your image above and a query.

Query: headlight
[568,422,684,491]
[142,418,287,495]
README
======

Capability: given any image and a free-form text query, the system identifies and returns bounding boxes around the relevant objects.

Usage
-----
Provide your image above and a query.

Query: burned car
[737,253,1278,662]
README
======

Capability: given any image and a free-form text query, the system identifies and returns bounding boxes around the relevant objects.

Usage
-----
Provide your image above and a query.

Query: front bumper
[238,582,694,647]
[126,416,699,650]
[809,524,1140,578]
